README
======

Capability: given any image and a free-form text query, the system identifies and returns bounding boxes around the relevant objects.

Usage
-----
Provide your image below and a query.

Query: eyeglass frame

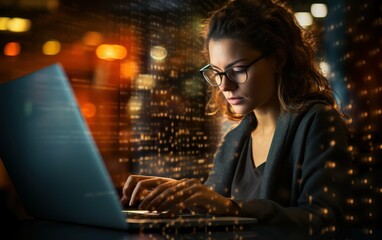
[199,53,269,87]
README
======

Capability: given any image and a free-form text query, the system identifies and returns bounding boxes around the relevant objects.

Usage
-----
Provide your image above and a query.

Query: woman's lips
[227,97,244,105]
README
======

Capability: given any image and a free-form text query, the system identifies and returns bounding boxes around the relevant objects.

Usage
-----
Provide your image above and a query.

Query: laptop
[0,63,258,231]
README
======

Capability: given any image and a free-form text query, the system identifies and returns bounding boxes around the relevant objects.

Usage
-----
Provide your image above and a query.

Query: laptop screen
[0,63,128,229]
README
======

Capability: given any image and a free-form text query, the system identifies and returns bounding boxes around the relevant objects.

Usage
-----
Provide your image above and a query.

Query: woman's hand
[121,175,176,207]
[135,178,240,217]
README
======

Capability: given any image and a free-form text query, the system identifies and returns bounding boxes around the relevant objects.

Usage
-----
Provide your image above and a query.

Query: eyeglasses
[199,53,268,87]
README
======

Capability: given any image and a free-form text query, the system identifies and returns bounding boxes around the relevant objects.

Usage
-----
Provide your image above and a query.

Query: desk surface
[2,218,380,240]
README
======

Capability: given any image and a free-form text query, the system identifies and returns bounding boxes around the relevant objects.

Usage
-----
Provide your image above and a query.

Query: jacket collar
[259,111,293,198]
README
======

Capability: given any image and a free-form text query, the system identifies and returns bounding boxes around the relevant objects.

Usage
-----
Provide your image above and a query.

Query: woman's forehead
[208,38,260,65]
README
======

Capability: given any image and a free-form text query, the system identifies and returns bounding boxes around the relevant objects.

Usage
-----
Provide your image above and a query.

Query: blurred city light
[42,40,61,55]
[0,17,10,31]
[7,18,31,32]
[83,31,104,46]
[3,42,21,56]
[311,3,328,18]
[150,46,168,61]
[319,61,331,78]
[81,102,97,118]
[135,74,155,90]
[96,44,127,60]
[121,60,139,79]
[128,98,143,112]
[294,12,313,28]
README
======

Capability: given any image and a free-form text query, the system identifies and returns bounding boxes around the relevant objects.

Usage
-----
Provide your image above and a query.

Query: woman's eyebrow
[210,58,248,71]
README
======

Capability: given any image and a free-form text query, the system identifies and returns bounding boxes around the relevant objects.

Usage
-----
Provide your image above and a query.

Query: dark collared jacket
[204,102,352,236]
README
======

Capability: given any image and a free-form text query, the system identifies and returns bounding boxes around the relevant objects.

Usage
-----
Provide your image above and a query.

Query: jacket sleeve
[231,107,352,236]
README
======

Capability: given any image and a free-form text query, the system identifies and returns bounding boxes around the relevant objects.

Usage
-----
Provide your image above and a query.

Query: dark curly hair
[201,0,341,121]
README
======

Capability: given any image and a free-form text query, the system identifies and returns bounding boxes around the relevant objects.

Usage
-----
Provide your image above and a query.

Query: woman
[121,0,351,236]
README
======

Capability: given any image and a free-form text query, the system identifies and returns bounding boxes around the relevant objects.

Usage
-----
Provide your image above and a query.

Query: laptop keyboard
[123,210,215,219]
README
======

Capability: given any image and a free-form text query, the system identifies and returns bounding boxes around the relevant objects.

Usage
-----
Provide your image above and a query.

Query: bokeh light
[3,42,21,56]
[121,60,139,79]
[83,31,104,46]
[319,61,331,78]
[6,18,31,32]
[294,12,313,28]
[311,3,328,18]
[42,40,61,55]
[150,46,168,61]
[81,102,97,118]
[0,17,10,31]
[96,44,127,60]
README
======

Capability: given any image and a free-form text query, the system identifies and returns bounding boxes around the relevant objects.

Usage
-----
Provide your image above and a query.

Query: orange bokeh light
[81,102,97,118]
[4,42,21,56]
[121,60,138,79]
[96,44,127,61]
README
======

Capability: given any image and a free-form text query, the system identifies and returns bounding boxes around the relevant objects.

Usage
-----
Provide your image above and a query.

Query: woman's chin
[231,105,253,115]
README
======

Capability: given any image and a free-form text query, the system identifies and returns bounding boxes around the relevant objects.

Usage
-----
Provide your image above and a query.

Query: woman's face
[208,38,278,115]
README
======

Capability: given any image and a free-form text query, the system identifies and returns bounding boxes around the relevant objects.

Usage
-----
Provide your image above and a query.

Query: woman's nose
[219,75,237,92]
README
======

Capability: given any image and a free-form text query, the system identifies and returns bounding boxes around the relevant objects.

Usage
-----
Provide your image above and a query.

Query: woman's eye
[231,67,246,73]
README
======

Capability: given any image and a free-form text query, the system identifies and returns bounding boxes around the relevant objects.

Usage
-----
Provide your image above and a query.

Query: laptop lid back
[0,63,127,230]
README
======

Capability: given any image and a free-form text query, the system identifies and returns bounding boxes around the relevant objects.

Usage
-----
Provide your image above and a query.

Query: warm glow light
[319,61,331,77]
[121,60,138,79]
[135,74,155,89]
[96,44,127,60]
[0,17,10,30]
[83,31,104,46]
[4,42,21,56]
[128,99,143,112]
[311,3,328,18]
[42,40,61,55]
[150,46,168,61]
[81,102,97,118]
[7,17,31,32]
[294,12,313,27]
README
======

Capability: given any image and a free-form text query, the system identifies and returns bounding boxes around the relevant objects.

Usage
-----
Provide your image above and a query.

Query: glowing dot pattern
[335,0,382,234]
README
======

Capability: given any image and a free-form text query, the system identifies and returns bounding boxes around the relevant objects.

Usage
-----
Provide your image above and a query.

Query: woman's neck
[253,96,280,134]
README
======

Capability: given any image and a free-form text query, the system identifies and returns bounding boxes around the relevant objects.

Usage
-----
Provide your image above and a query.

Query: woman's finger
[163,191,205,218]
[139,179,189,210]
[183,193,210,213]
[122,175,155,204]
[129,177,171,206]
[122,175,172,205]
[154,179,201,212]
[181,186,236,215]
